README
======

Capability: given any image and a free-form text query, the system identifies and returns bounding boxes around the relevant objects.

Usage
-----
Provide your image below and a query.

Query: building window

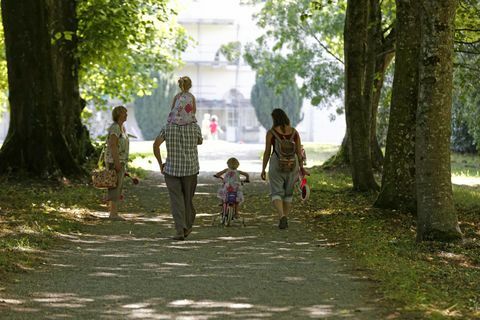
[227,110,238,127]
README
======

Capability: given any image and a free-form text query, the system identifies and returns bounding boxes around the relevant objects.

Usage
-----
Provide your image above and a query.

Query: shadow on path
[0,173,389,319]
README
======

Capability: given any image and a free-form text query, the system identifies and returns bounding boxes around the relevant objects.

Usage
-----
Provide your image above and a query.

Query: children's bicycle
[296,145,310,201]
[295,168,310,201]
[212,175,249,227]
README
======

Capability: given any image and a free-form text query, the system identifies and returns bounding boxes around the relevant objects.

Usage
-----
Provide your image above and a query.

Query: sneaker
[279,216,288,229]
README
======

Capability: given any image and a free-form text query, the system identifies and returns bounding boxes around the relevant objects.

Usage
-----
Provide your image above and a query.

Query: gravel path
[0,172,391,319]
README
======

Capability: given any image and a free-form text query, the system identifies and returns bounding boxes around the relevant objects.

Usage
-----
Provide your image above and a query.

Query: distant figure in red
[209,116,219,140]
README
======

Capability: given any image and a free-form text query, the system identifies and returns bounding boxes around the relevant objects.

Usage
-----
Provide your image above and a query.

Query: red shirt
[209,121,218,134]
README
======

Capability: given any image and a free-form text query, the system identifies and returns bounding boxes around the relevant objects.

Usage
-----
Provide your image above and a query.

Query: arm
[153,135,165,173]
[261,131,273,181]
[238,170,250,182]
[295,132,309,176]
[108,134,121,172]
[214,168,228,178]
[192,95,197,114]
[196,123,203,145]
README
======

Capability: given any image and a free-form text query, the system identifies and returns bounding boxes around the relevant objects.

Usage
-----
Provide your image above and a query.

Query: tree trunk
[0,0,92,177]
[416,0,462,241]
[321,131,350,169]
[344,0,379,191]
[371,48,395,171]
[375,0,420,212]
[47,0,93,164]
[326,0,393,174]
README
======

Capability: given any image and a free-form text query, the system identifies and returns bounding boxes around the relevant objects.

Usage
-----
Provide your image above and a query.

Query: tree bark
[416,0,462,241]
[0,0,92,177]
[326,1,394,174]
[344,0,379,191]
[375,0,420,212]
[321,132,350,169]
[47,0,93,164]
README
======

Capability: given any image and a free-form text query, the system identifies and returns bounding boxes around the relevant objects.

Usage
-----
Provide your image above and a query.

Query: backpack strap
[270,128,296,157]
[270,128,296,141]
[270,128,282,141]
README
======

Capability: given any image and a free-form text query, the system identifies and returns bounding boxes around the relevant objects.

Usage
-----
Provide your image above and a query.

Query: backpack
[271,128,297,172]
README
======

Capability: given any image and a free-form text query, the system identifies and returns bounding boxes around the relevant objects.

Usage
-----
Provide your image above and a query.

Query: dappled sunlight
[452,175,480,186]
[89,271,127,278]
[1,174,387,319]
[169,299,253,309]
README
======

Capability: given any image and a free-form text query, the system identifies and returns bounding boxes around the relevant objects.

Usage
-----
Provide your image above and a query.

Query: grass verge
[299,168,480,319]
[0,179,105,280]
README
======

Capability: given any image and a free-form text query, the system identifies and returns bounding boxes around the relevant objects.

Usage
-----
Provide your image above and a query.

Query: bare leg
[234,203,240,218]
[272,199,284,219]
[109,201,124,220]
[282,201,292,217]
[109,201,117,216]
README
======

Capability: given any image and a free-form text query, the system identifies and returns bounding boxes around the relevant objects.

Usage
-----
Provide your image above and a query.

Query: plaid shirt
[158,123,202,177]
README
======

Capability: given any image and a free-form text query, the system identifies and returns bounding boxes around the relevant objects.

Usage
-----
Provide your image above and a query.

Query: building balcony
[178,18,235,25]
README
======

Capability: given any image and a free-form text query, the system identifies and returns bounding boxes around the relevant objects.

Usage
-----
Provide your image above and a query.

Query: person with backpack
[260,108,309,229]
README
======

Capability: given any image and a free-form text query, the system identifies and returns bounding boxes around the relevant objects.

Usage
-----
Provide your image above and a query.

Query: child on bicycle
[214,157,250,218]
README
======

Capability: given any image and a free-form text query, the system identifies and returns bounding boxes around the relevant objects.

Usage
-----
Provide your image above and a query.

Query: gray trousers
[164,174,198,234]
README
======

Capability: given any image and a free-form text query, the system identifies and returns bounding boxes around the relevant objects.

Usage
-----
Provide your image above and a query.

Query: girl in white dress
[214,157,250,218]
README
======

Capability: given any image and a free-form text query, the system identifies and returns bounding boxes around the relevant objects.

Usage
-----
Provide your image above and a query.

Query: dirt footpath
[0,172,391,319]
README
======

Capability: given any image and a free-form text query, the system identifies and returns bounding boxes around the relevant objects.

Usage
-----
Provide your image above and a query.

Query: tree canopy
[244,0,345,109]
[251,74,303,130]
[77,0,189,104]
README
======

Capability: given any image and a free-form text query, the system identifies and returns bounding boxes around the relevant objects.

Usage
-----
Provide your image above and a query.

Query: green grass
[302,168,480,319]
[0,179,102,278]
[1,147,479,318]
[451,153,480,177]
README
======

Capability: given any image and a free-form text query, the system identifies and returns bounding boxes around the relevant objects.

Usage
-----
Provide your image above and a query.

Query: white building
[0,0,345,145]
[174,0,263,142]
[174,0,345,144]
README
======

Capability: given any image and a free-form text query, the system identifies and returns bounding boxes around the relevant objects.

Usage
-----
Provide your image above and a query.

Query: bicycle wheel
[301,184,310,201]
[226,206,234,226]
[221,205,227,226]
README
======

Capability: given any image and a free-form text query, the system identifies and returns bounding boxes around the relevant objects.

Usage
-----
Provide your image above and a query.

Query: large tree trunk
[325,1,394,173]
[375,0,420,212]
[344,0,379,191]
[0,0,92,177]
[47,0,93,164]
[416,0,462,241]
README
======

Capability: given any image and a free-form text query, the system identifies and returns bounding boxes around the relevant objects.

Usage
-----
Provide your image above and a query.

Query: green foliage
[244,0,345,107]
[134,74,177,140]
[451,94,477,153]
[306,167,480,319]
[77,0,189,105]
[218,41,241,64]
[452,1,480,150]
[250,75,303,130]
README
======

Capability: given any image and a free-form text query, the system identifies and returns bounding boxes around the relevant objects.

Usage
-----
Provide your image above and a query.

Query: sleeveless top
[167,92,197,125]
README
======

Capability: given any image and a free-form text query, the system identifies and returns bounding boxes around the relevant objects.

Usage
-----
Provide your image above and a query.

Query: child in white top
[167,76,197,125]
[214,157,250,218]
